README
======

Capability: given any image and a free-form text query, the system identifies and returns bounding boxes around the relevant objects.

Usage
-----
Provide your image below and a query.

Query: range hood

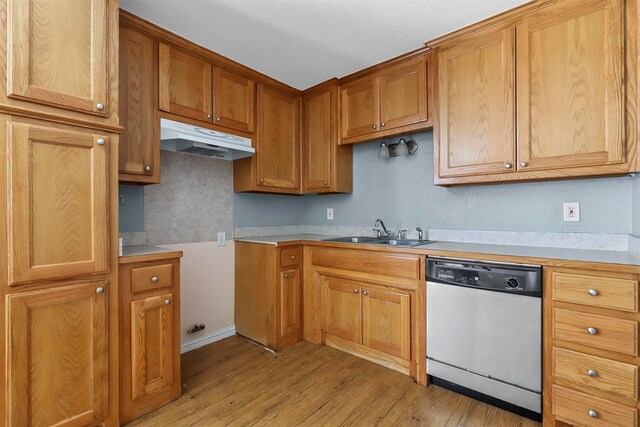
[160,118,255,160]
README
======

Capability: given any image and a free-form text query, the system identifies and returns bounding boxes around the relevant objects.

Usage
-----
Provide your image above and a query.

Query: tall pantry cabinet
[0,0,121,425]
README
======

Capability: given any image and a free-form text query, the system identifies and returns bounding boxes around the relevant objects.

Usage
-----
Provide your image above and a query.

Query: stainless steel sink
[322,236,434,247]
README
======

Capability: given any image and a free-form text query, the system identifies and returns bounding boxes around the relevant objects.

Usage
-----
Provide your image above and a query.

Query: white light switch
[327,208,334,220]
[217,232,226,246]
[563,202,580,222]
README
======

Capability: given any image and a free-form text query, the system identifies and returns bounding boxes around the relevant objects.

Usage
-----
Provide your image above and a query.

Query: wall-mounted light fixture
[378,135,418,159]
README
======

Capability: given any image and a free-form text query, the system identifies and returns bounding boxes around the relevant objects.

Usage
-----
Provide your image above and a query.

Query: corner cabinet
[235,242,303,350]
[433,0,633,185]
[302,80,352,193]
[234,85,301,194]
[119,252,182,424]
[340,53,432,145]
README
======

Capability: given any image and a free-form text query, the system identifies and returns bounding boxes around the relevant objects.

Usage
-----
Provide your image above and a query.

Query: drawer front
[280,246,302,268]
[312,249,421,280]
[132,263,174,294]
[553,386,637,427]
[554,348,638,400]
[553,309,638,356]
[553,272,638,312]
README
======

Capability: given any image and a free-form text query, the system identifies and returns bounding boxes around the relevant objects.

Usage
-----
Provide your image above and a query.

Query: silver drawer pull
[165,298,171,305]
[96,287,104,294]
[588,289,598,296]
[587,369,597,377]
[588,410,598,418]
[290,255,295,260]
[151,276,159,283]
[587,327,597,335]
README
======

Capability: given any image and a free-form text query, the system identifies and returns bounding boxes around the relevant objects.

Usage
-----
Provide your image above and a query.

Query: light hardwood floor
[126,336,540,426]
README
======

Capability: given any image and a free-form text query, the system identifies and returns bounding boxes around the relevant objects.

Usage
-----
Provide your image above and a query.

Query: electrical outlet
[327,208,334,220]
[217,232,226,246]
[563,202,580,222]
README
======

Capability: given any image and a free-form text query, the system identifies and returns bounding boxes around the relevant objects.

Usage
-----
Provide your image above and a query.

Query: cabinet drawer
[132,263,174,294]
[553,309,638,356]
[312,249,421,280]
[553,271,638,312]
[554,348,638,400]
[280,246,302,268]
[553,386,637,427]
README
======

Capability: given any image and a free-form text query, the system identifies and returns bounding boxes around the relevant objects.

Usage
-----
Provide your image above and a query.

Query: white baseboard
[181,325,236,354]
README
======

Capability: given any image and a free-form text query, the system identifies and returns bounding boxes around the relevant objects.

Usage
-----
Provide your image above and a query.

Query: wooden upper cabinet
[341,76,379,139]
[119,26,159,184]
[436,28,516,178]
[516,0,624,172]
[6,281,108,426]
[362,286,411,361]
[255,84,300,191]
[303,87,333,191]
[324,278,362,344]
[213,67,255,133]
[6,0,109,116]
[159,42,212,123]
[6,121,109,285]
[379,58,428,131]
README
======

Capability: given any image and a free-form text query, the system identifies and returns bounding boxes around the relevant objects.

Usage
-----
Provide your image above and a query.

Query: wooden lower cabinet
[235,242,303,351]
[5,281,109,427]
[544,266,640,426]
[119,252,182,423]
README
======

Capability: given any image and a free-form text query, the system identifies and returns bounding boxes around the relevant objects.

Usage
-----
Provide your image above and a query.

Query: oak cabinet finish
[213,67,255,133]
[6,281,108,427]
[119,255,182,424]
[6,0,109,117]
[235,242,303,351]
[362,286,411,361]
[6,121,109,286]
[340,54,430,145]
[120,25,160,184]
[302,80,352,194]
[324,278,363,344]
[159,42,213,123]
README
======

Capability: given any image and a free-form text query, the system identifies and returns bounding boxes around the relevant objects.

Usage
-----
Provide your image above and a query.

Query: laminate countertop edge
[119,245,184,264]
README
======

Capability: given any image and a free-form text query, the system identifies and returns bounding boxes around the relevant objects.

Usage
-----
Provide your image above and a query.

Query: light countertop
[119,245,183,263]
[235,234,335,246]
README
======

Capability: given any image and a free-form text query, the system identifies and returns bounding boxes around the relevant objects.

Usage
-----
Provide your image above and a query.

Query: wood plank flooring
[126,336,540,426]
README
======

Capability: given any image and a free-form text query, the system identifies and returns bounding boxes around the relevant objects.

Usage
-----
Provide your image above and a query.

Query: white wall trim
[180,325,236,354]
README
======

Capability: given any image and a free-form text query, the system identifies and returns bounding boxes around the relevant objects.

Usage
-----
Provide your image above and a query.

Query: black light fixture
[377,134,418,158]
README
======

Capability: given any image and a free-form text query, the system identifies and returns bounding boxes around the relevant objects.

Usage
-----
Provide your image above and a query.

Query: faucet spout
[374,219,392,238]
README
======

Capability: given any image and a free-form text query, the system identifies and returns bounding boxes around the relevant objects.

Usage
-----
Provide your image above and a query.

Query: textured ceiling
[120,0,529,90]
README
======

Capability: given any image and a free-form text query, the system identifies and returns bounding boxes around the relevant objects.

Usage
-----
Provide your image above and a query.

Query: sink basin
[322,236,380,244]
[371,239,434,247]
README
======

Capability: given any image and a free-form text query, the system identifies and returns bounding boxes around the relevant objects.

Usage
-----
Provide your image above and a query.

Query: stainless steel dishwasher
[426,256,542,421]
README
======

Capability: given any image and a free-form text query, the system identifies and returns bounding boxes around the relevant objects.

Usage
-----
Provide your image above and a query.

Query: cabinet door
[6,282,108,427]
[362,286,411,360]
[119,26,159,183]
[159,42,212,123]
[516,0,624,171]
[324,278,362,343]
[340,76,379,139]
[256,84,300,190]
[436,29,516,177]
[213,67,255,133]
[7,122,109,285]
[131,293,175,402]
[7,0,109,116]
[276,268,302,349]
[303,86,335,191]
[379,58,428,131]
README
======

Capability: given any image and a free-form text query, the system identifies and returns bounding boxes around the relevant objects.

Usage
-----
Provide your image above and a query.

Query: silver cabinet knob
[323,180,328,185]
[96,287,104,294]
[380,122,385,127]
[206,113,212,119]
[588,410,598,418]
[97,138,105,145]
[353,288,359,294]
[165,298,171,305]
[216,116,222,121]
[284,273,289,278]
[258,178,264,184]
[504,162,512,169]
[587,327,597,335]
[520,161,528,167]
[290,255,295,260]
[145,165,152,172]
[587,369,597,377]
[96,103,105,110]
[151,276,159,283]
[372,124,377,129]
[588,289,598,296]
[362,290,368,296]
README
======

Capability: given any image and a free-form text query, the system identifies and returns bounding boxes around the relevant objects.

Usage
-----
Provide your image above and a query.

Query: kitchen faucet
[374,219,393,238]
[416,227,424,242]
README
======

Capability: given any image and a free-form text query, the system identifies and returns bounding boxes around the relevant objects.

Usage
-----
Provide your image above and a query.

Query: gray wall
[119,185,145,232]
[233,193,303,227]
[634,177,640,236]
[301,131,633,234]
